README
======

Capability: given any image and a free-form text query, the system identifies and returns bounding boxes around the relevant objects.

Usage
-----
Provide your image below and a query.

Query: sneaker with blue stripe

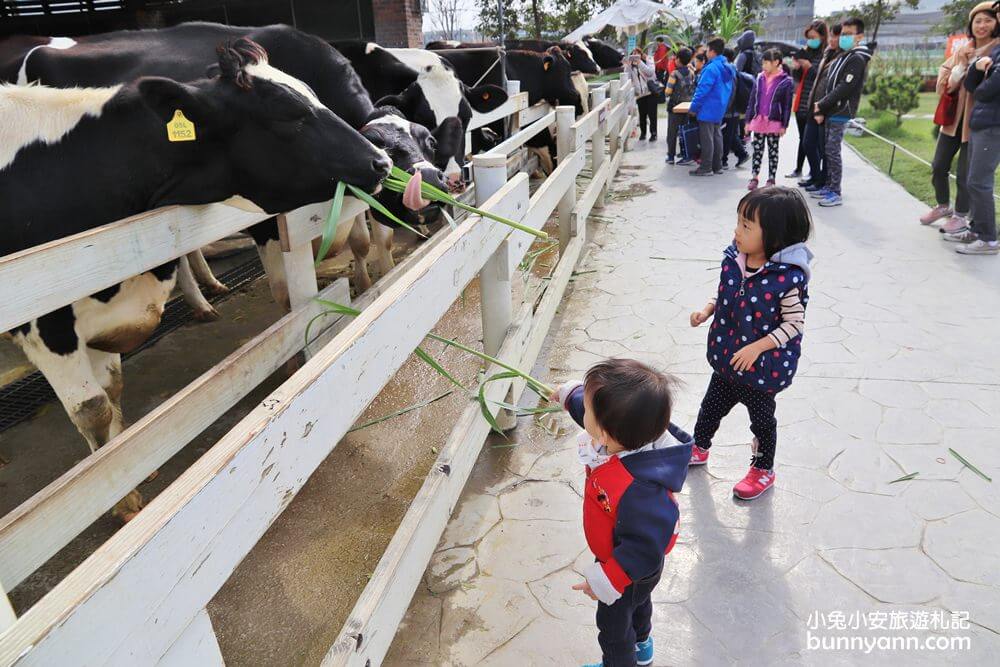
[818,192,843,207]
[808,187,831,199]
[636,636,655,665]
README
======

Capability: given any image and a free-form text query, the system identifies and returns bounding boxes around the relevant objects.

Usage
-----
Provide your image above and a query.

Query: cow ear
[543,55,553,71]
[465,84,507,112]
[138,77,212,124]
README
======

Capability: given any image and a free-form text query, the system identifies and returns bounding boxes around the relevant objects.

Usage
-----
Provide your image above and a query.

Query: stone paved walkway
[385,123,1000,665]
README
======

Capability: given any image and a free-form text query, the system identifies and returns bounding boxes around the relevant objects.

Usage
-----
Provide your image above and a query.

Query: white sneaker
[956,240,1000,255]
[943,229,978,243]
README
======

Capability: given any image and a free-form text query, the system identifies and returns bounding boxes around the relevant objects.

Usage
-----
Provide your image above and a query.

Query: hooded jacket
[794,46,825,117]
[708,242,813,393]
[938,38,998,141]
[746,69,795,127]
[964,44,1000,131]
[558,383,692,606]
[734,30,759,75]
[690,54,735,123]
[815,44,874,119]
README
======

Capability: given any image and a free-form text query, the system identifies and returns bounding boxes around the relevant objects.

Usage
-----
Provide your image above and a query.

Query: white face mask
[577,431,611,467]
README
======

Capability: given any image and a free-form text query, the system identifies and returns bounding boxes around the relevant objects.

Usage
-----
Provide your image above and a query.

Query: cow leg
[187,249,229,296]
[370,219,395,278]
[177,255,219,322]
[348,213,373,291]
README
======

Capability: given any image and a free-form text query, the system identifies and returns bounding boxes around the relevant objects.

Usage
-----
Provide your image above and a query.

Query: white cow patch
[571,72,589,114]
[388,48,464,126]
[576,40,595,65]
[0,83,121,170]
[365,42,382,55]
[17,36,77,85]
[366,113,413,132]
[245,60,324,109]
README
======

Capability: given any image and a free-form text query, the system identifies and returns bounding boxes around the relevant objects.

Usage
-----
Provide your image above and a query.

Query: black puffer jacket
[815,45,874,119]
[965,44,1000,130]
[794,47,824,118]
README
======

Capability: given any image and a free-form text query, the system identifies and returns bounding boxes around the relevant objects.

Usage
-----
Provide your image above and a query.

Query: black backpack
[732,71,755,115]
[668,67,694,111]
[740,48,762,77]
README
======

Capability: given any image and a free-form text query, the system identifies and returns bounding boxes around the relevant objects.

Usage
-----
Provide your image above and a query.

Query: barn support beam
[473,152,517,431]
[555,106,577,255]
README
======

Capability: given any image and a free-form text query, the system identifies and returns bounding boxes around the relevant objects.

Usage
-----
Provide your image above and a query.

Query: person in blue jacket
[688,37,735,175]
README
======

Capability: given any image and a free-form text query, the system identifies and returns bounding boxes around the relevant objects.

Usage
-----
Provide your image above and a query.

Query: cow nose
[373,154,392,178]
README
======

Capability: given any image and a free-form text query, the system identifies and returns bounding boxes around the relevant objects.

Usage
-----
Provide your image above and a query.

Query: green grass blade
[477,375,507,437]
[314,299,362,317]
[948,448,993,482]
[348,390,453,432]
[415,347,466,390]
[889,472,919,484]
[345,184,427,238]
[315,181,346,267]
[426,334,554,396]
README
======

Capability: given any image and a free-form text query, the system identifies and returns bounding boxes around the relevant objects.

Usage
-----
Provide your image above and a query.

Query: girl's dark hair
[677,47,693,65]
[805,19,829,41]
[832,23,843,36]
[584,359,674,451]
[737,186,812,258]
[967,5,998,38]
[762,48,783,63]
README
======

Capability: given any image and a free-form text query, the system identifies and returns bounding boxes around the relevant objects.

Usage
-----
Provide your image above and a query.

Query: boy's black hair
[737,186,812,259]
[842,16,864,33]
[722,47,736,61]
[762,48,783,63]
[805,19,829,40]
[706,37,725,56]
[584,359,674,451]
[677,47,693,65]
[832,23,843,36]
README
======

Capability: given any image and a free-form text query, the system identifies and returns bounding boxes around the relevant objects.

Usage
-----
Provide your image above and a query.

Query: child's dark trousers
[693,372,778,469]
[596,567,662,666]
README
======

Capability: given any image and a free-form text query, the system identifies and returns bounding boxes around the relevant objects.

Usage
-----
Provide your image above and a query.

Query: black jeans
[596,566,662,666]
[637,96,659,138]
[931,130,969,214]
[722,115,748,164]
[694,372,778,470]
[802,117,826,185]
[794,113,808,172]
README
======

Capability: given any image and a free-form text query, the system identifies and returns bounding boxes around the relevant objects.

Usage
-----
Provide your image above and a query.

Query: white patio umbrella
[563,0,683,43]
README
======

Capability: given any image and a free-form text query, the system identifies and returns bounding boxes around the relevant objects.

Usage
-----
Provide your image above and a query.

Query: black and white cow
[0,41,390,515]
[2,23,452,296]
[332,41,508,190]
[506,39,600,75]
[584,37,625,70]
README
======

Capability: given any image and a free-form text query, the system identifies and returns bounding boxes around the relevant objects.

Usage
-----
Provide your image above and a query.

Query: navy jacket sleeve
[612,482,678,581]
[565,384,586,428]
[974,65,1000,103]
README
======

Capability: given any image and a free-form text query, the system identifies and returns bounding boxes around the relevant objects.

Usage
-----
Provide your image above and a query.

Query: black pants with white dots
[693,372,777,470]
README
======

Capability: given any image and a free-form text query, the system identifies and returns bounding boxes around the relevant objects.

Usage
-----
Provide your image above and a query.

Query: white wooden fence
[0,78,637,665]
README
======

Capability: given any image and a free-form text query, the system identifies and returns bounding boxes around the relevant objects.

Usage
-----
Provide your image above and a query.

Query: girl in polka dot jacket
[688,186,814,499]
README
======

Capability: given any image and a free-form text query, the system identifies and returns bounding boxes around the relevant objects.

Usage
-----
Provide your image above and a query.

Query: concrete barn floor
[386,122,1000,665]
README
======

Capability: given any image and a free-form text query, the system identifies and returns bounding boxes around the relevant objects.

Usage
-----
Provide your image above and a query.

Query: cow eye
[427,136,438,151]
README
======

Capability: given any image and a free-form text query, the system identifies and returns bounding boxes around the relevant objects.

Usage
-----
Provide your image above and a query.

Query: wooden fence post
[555,105,577,255]
[1,589,15,634]
[276,212,322,362]
[473,153,517,431]
[591,86,608,212]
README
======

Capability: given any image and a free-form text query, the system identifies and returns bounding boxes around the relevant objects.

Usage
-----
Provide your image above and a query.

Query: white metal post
[555,105,576,255]
[473,153,517,430]
[591,86,608,212]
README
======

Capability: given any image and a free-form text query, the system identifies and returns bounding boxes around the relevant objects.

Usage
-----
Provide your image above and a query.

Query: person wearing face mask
[801,24,842,194]
[812,17,874,207]
[787,20,828,180]
[921,2,999,236]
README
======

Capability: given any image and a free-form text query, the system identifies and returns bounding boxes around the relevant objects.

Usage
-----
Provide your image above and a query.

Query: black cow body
[584,37,625,70]
[1,42,389,514]
[427,39,600,75]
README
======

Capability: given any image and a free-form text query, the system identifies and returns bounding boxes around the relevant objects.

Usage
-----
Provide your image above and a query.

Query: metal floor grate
[0,255,265,434]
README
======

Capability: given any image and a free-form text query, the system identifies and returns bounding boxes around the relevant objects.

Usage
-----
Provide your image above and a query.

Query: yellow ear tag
[543,60,551,71]
[167,110,196,142]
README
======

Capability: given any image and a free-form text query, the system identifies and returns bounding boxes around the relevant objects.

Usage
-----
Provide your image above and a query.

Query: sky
[426,0,899,34]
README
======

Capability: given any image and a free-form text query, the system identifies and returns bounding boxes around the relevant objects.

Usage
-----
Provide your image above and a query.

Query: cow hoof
[144,470,159,483]
[203,282,230,296]
[193,306,220,322]
[112,490,144,523]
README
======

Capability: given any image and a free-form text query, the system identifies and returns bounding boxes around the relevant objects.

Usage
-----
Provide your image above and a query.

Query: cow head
[360,107,451,225]
[563,41,602,75]
[542,47,583,112]
[463,82,507,113]
[140,39,391,213]
[584,37,625,70]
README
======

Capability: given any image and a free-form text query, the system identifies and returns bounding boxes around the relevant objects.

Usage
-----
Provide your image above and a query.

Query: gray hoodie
[734,30,758,74]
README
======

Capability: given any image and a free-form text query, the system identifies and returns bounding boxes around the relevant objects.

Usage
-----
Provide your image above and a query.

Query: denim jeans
[967,126,1000,242]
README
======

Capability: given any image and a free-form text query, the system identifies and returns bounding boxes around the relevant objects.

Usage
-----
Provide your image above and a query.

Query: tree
[836,0,921,43]
[938,0,978,34]
[529,0,544,38]
[476,0,523,40]
[869,72,922,125]
[430,0,465,41]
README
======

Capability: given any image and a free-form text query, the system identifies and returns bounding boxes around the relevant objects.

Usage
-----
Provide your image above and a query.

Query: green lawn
[846,93,1000,217]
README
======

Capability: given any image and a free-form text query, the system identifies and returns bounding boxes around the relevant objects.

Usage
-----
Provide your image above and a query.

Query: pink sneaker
[733,467,775,499]
[689,444,710,466]
[921,204,953,225]
[764,179,775,187]
[939,214,969,234]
